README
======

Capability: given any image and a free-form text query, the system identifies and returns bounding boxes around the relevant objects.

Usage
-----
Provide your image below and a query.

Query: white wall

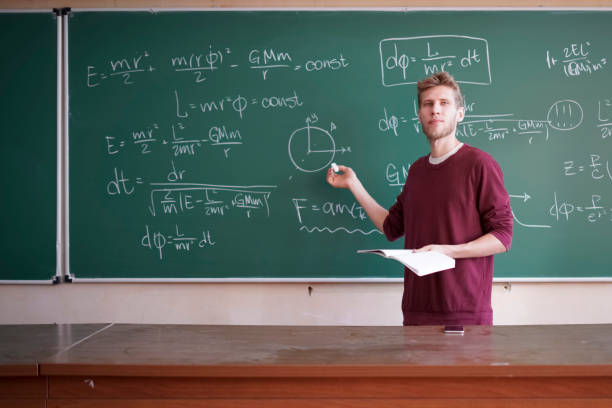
[1,282,611,325]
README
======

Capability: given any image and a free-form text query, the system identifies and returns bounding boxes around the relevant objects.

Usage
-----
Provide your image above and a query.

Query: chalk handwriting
[86,46,349,86]
[141,224,216,260]
[386,162,410,188]
[384,98,583,145]
[546,41,608,78]
[148,183,276,218]
[563,154,612,183]
[106,167,143,196]
[174,89,303,120]
[380,35,491,86]
[248,48,349,80]
[170,46,231,83]
[291,197,379,235]
[550,192,611,223]
[598,99,612,140]
[104,123,242,158]
[87,51,155,87]
[509,193,552,229]
[378,107,402,136]
[288,116,350,173]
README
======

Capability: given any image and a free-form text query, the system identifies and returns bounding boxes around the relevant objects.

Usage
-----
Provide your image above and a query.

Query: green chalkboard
[68,10,612,280]
[0,12,57,283]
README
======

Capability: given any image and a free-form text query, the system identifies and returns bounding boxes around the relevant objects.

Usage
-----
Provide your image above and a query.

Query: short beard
[422,119,457,141]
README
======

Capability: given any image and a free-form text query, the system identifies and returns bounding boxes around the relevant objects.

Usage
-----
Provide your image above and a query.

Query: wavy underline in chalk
[299,225,382,235]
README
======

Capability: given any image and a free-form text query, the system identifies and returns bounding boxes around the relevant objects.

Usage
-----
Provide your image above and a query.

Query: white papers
[357,249,455,276]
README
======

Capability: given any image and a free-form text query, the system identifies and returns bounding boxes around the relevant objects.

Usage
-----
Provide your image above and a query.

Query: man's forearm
[447,233,507,258]
[414,233,507,258]
[348,178,389,233]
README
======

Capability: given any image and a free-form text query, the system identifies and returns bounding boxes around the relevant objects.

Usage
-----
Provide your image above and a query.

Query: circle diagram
[547,100,583,131]
[288,124,336,173]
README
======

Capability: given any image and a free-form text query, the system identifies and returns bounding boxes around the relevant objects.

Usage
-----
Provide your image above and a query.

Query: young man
[327,72,513,325]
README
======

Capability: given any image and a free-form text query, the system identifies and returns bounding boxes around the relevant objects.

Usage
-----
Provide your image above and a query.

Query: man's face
[418,85,465,141]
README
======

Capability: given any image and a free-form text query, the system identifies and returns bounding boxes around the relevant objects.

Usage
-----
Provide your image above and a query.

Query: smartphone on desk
[443,325,464,335]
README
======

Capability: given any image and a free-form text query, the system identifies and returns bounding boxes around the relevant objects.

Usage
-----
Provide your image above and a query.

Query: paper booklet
[357,249,455,277]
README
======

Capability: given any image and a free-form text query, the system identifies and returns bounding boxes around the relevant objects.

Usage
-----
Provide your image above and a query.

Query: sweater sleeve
[477,155,514,251]
[383,191,405,242]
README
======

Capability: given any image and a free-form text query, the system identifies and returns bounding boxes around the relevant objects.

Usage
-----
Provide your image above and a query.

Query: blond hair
[417,72,463,108]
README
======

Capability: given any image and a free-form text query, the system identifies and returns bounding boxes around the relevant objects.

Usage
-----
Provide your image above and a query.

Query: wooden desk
[0,324,107,408]
[38,324,612,407]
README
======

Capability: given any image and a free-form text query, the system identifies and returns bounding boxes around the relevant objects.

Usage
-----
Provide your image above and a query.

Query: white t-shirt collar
[429,142,464,165]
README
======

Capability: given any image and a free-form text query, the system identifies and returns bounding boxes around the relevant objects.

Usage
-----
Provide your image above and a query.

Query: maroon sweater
[383,144,513,326]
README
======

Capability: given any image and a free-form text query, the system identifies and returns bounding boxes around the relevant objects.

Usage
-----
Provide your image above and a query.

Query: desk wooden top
[40,324,612,378]
[0,324,107,376]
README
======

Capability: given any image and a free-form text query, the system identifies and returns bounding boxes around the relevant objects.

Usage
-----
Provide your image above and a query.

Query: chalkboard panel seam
[66,277,612,283]
[62,12,70,285]
[0,280,58,284]
[55,11,64,283]
[69,277,405,283]
[66,7,612,11]
[0,9,57,13]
